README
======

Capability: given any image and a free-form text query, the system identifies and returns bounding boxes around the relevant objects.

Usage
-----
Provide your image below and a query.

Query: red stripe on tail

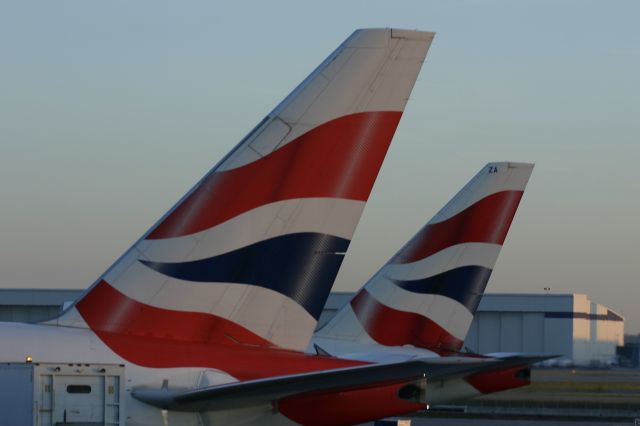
[393,190,524,264]
[76,281,367,379]
[76,280,271,347]
[350,289,464,351]
[148,111,402,240]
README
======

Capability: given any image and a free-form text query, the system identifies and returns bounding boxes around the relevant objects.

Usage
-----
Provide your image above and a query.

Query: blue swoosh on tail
[140,232,349,319]
[391,265,492,313]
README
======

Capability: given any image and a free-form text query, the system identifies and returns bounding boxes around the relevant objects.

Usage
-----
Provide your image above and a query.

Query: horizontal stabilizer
[131,355,552,412]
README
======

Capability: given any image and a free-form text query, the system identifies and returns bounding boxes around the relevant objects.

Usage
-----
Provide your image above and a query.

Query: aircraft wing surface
[131,355,551,412]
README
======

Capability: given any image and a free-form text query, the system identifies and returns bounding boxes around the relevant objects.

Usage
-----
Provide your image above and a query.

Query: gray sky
[2,1,639,332]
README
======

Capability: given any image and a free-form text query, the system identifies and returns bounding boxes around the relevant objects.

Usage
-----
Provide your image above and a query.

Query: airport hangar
[0,289,624,367]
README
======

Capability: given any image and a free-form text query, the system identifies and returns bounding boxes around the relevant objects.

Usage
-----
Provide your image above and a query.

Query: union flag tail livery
[315,162,534,353]
[48,28,435,352]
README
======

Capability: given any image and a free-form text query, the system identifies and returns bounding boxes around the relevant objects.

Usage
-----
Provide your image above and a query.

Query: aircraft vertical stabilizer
[49,29,435,352]
[316,162,533,352]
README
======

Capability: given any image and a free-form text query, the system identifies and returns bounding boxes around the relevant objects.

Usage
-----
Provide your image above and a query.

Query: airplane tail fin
[49,29,435,353]
[316,162,533,352]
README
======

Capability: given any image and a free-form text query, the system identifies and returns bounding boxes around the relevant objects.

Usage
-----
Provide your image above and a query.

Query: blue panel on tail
[392,265,492,314]
[140,232,349,319]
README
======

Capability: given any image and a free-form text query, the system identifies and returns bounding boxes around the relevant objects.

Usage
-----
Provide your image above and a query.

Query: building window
[66,385,91,394]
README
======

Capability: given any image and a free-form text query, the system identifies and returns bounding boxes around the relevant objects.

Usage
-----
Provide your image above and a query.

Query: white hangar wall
[465,294,623,366]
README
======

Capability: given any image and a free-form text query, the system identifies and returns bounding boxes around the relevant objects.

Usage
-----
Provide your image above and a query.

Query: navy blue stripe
[140,233,349,320]
[545,311,623,322]
[391,266,493,313]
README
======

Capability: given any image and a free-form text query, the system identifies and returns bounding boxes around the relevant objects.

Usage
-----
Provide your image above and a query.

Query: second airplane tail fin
[316,162,533,352]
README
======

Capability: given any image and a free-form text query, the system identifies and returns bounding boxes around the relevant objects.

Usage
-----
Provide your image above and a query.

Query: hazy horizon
[2,1,639,333]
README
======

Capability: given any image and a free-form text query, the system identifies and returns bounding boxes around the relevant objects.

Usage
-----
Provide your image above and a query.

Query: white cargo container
[0,362,124,426]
